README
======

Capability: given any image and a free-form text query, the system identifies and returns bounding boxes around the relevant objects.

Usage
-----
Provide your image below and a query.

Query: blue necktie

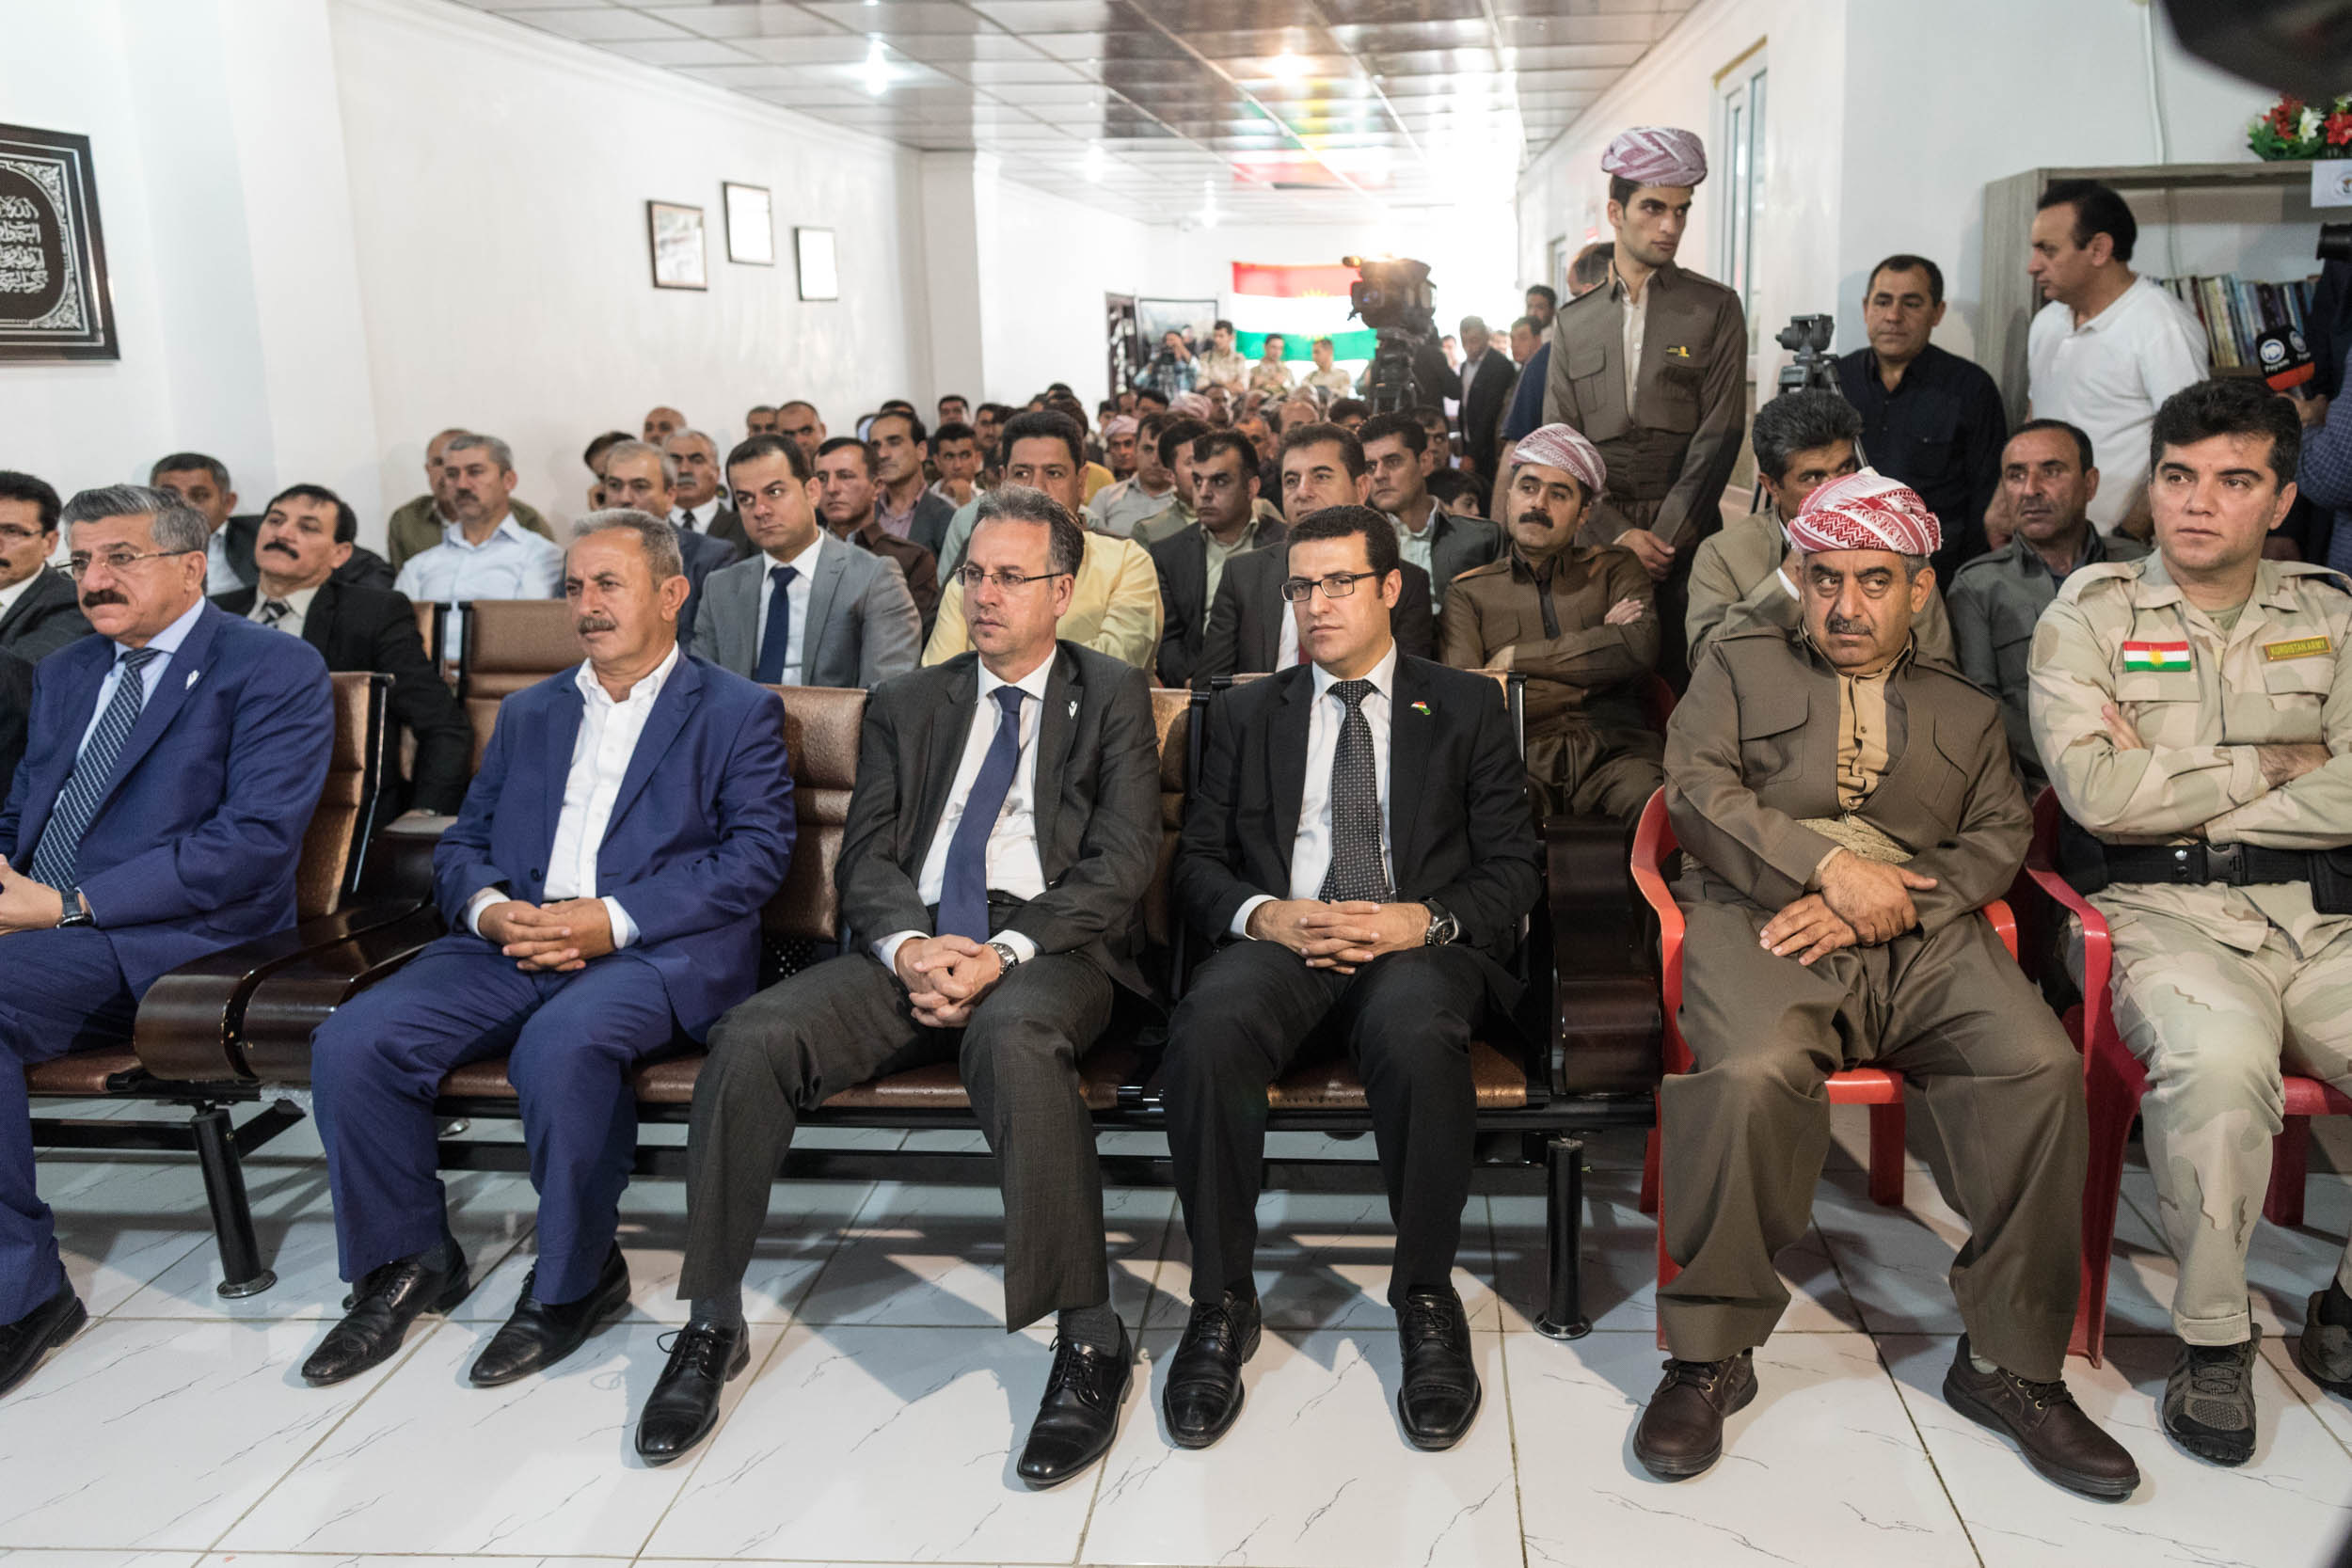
[31,646,164,892]
[938,685,1026,941]
[754,564,798,684]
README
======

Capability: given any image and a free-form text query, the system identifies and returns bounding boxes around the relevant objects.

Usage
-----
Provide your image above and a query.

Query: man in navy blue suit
[0,484,334,1399]
[302,510,794,1390]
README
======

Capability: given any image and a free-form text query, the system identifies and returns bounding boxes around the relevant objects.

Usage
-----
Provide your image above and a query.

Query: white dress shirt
[76,595,205,755]
[393,514,566,605]
[2026,275,2211,534]
[0,569,38,623]
[874,652,1055,973]
[755,532,825,683]
[247,583,321,641]
[462,642,681,950]
[676,496,723,534]
[1232,640,1398,937]
[204,530,243,595]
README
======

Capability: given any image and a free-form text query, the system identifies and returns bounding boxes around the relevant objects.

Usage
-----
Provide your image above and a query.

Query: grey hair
[62,483,212,555]
[1751,389,1863,483]
[603,438,679,488]
[444,432,516,473]
[662,428,718,460]
[972,483,1083,577]
[571,507,684,582]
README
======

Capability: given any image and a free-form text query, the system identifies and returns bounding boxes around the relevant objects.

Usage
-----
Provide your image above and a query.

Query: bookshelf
[1979,160,2318,423]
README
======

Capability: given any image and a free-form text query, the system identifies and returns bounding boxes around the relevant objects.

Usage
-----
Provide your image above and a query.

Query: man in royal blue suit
[302,511,795,1390]
[0,485,334,1399]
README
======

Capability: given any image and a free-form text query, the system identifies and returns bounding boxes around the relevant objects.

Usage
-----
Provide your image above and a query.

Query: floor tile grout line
[2259,1337,2352,1465]
[1483,1196,1536,1568]
[625,1316,803,1564]
[1867,1330,1988,1568]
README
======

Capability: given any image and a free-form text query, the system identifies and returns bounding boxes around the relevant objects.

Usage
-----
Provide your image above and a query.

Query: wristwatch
[987,940,1022,974]
[1422,900,1459,946]
[57,888,94,929]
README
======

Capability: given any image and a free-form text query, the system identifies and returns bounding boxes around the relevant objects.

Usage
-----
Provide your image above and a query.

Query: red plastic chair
[1629,789,2018,1318]
[2019,787,2352,1365]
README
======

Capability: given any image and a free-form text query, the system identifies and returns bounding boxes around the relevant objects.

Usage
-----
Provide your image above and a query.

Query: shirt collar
[1311,638,1400,703]
[0,569,38,616]
[263,583,323,618]
[123,594,206,663]
[768,531,826,575]
[574,639,680,710]
[442,511,521,550]
[977,645,1057,706]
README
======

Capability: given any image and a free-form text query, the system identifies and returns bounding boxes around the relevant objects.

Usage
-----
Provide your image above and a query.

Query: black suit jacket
[0,648,30,807]
[213,579,471,815]
[1174,655,1542,1003]
[1200,541,1435,682]
[1459,351,1517,479]
[1150,518,1289,689]
[703,504,751,559]
[0,565,89,662]
[224,515,394,593]
[838,641,1163,996]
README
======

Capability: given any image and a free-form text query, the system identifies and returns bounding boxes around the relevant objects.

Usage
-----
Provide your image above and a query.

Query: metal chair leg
[1535,1132,1591,1339]
[191,1105,277,1298]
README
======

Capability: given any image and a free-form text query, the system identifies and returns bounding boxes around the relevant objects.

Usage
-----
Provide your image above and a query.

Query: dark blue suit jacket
[431,651,795,1039]
[0,604,335,995]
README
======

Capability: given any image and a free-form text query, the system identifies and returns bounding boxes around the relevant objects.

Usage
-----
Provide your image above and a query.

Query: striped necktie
[30,646,165,892]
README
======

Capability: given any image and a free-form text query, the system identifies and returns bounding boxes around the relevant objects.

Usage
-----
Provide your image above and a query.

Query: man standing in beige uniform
[1543,126,1747,685]
[1644,469,2134,1499]
[2031,377,2352,1466]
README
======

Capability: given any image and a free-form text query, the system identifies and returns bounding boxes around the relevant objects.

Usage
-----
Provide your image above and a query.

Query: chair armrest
[1981,898,2018,960]
[358,814,453,904]
[235,902,451,1085]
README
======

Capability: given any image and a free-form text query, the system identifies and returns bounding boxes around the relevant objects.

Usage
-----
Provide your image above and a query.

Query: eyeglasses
[65,547,199,580]
[0,524,46,546]
[1279,570,1381,604]
[953,565,1072,593]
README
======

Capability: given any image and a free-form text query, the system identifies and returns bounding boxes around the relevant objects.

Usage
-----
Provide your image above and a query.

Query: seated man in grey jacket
[691,436,923,687]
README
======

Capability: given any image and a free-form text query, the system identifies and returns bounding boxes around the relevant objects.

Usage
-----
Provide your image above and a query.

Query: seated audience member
[1088,414,1182,540]
[814,436,941,632]
[869,409,956,556]
[693,435,920,687]
[0,484,333,1399]
[1328,398,1370,433]
[1100,415,1140,483]
[1360,411,1502,611]
[213,484,471,819]
[300,512,792,1391]
[1160,505,1539,1453]
[393,433,566,609]
[1202,423,1436,678]
[595,441,738,646]
[388,428,554,571]
[937,393,971,427]
[1129,417,1214,547]
[581,430,631,510]
[1152,430,1284,688]
[1645,471,2134,1498]
[1249,332,1295,397]
[1302,336,1354,397]
[642,405,687,444]
[1443,425,1661,820]
[2030,379,2352,1469]
[925,413,1161,673]
[777,401,827,467]
[1947,420,2142,791]
[153,451,391,595]
[1836,254,2008,581]
[930,421,983,509]
[0,651,27,807]
[1197,318,1251,394]
[974,402,1009,456]
[744,405,782,437]
[661,430,749,558]
[1685,389,1953,665]
[1044,396,1118,501]
[0,472,89,661]
[644,487,1158,1482]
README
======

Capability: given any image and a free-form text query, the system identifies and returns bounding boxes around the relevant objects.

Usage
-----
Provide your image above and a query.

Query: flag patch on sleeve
[2122,640,2192,672]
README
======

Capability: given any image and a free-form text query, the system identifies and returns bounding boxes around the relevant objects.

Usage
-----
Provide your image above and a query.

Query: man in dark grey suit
[597,440,738,647]
[639,486,1160,1487]
[1360,411,1502,613]
[0,473,88,663]
[661,429,751,558]
[691,436,922,687]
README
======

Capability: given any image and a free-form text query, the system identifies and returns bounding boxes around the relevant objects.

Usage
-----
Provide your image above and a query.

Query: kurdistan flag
[1228,261,1375,363]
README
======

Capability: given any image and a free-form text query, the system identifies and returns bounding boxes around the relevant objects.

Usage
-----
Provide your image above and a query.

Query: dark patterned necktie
[30,646,164,891]
[1318,677,1391,903]
[259,599,293,628]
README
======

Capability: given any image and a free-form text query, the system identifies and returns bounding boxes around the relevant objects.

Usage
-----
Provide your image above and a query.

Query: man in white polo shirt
[2026,179,2209,539]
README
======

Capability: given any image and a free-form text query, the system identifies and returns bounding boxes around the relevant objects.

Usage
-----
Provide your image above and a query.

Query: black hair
[2150,376,2302,488]
[2009,418,2094,472]
[1188,429,1259,474]
[1751,389,1864,483]
[1286,504,1400,578]
[1213,318,1234,334]
[1279,421,1367,480]
[150,451,230,490]
[1358,410,1428,456]
[1135,387,1171,410]
[816,434,875,478]
[1526,284,1559,309]
[870,408,928,446]
[263,483,358,545]
[0,470,62,533]
[1569,243,1613,291]
[1867,253,1947,307]
[1327,398,1369,424]
[726,433,815,483]
[2038,178,2137,262]
[583,430,633,469]
[997,408,1086,471]
[1608,174,1637,209]
[1157,416,1211,470]
[930,420,977,449]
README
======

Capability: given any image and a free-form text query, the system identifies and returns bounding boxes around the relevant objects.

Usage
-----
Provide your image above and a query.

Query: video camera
[1344,255,1445,415]
[1774,313,1838,396]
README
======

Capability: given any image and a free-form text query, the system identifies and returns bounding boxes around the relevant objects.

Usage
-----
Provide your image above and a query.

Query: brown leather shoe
[1943,1336,2138,1500]
[1631,1352,1756,1480]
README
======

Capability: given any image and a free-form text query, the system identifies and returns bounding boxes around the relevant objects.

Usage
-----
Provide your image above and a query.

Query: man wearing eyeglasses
[1160,505,1541,1454]
[0,471,87,664]
[644,486,1160,1486]
[0,484,333,1400]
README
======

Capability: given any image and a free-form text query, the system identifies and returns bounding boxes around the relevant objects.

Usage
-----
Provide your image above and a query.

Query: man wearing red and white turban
[1637,466,2139,1499]
[1541,125,1750,687]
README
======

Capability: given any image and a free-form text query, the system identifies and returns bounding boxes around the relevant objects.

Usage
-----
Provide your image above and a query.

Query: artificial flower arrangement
[2249,93,2352,160]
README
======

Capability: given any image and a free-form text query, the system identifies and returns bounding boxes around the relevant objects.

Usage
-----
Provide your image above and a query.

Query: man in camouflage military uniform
[2031,377,2352,1466]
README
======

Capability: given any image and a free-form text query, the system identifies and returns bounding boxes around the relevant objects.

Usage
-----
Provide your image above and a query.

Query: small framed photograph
[795,226,838,301]
[723,182,772,265]
[646,200,707,291]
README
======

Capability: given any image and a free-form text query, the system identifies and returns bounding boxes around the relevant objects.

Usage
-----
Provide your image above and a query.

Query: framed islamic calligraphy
[0,124,117,361]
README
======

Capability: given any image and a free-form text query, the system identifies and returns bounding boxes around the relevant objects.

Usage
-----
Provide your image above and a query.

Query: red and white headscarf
[1789,468,1941,558]
[1169,392,1214,419]
[1510,423,1608,499]
[1601,127,1708,189]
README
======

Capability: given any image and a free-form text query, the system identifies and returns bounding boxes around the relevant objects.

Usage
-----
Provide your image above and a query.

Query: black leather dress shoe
[1395,1288,1482,1450]
[302,1244,471,1387]
[1164,1291,1262,1449]
[1016,1321,1132,1489]
[635,1319,751,1465]
[469,1244,630,1387]
[1632,1352,1756,1480]
[0,1279,87,1399]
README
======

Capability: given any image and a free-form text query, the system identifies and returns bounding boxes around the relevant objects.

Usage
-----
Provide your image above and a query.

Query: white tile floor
[10,1105,2352,1568]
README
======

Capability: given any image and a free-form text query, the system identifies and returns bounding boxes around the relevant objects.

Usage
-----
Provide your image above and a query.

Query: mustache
[1515,510,1550,530]
[262,539,299,559]
[1824,612,1873,637]
[575,615,618,634]
[80,590,127,609]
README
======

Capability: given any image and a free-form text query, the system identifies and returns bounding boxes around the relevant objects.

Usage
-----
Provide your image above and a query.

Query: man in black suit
[597,440,739,647]
[0,651,30,807]
[642,486,1161,1485]
[1161,505,1540,1453]
[1151,429,1285,688]
[661,430,751,559]
[150,452,394,594]
[211,484,471,819]
[1202,423,1434,679]
[1360,412,1502,614]
[1454,317,1518,487]
[0,472,88,663]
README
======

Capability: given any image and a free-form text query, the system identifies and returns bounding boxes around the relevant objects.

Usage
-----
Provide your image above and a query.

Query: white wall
[978,177,1151,414]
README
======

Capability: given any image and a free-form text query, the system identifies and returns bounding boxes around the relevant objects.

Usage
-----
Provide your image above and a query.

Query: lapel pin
[1412,700,1432,717]
[185,670,200,690]
[1067,698,1078,718]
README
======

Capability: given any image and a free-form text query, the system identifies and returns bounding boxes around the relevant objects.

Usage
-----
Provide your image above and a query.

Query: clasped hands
[478,897,616,974]
[893,935,1007,1027]
[1247,898,1427,974]
[1757,850,1936,966]
[0,855,69,936]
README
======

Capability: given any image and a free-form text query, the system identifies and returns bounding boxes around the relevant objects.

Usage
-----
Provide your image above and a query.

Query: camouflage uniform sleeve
[2202,603,2352,847]
[2028,592,2265,837]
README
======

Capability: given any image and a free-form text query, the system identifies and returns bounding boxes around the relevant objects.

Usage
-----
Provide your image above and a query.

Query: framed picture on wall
[795,226,838,301]
[647,200,707,291]
[0,122,119,361]
[723,182,772,265]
